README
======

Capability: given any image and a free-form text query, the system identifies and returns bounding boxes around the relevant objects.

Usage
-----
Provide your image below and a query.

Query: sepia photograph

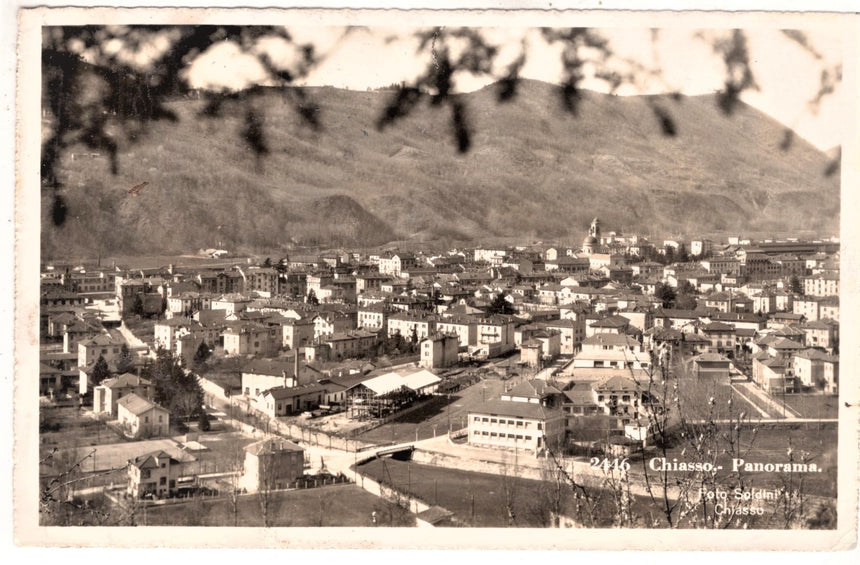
[12,4,860,551]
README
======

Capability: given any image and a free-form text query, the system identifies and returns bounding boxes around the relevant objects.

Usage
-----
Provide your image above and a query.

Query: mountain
[42,79,840,258]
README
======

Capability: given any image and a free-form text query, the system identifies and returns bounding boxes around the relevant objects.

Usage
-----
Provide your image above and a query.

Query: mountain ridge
[42,79,840,257]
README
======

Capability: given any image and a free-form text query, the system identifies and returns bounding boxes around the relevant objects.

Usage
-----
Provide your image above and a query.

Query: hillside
[42,79,840,258]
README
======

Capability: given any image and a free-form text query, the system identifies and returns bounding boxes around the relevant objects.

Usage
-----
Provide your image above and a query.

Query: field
[141,484,415,527]
[40,403,125,453]
[780,394,839,419]
[357,375,508,444]
[359,457,666,528]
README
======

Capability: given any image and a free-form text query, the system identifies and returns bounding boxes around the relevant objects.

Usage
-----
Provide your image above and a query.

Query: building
[117,393,170,439]
[239,438,305,493]
[801,319,839,353]
[420,333,460,369]
[546,318,586,355]
[692,352,732,379]
[804,274,839,297]
[378,253,418,276]
[127,450,189,499]
[467,400,565,454]
[344,368,441,420]
[241,356,313,398]
[281,317,315,350]
[259,382,330,417]
[92,373,153,416]
[223,323,279,356]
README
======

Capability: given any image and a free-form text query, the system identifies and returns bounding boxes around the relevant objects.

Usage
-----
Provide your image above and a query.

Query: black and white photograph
[12,4,860,550]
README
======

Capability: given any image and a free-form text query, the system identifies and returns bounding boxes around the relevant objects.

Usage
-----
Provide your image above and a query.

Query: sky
[178,26,844,152]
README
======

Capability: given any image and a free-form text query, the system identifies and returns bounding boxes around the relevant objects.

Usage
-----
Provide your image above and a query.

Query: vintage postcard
[13,5,860,551]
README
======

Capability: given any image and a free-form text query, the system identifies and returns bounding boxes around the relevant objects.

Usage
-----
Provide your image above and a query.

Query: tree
[789,275,804,295]
[143,348,204,424]
[306,289,319,305]
[91,354,111,387]
[655,283,676,309]
[198,410,211,432]
[192,341,211,372]
[130,295,144,317]
[116,343,134,374]
[487,293,515,316]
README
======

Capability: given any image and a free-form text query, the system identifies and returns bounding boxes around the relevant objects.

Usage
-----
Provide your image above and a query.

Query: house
[420,333,460,369]
[93,373,153,416]
[793,296,840,323]
[357,303,394,331]
[211,294,251,316]
[592,375,650,423]
[387,311,438,341]
[692,352,732,379]
[312,311,356,339]
[378,253,419,277]
[245,267,280,295]
[117,393,170,439]
[706,311,767,332]
[651,309,702,333]
[223,323,279,356]
[166,292,213,318]
[586,314,631,337]
[281,317,315,350]
[196,269,245,295]
[239,438,305,493]
[791,349,830,390]
[500,379,563,408]
[467,400,565,454]
[435,316,478,347]
[519,340,544,369]
[62,319,104,354]
[39,363,63,396]
[322,330,379,361]
[801,319,839,352]
[127,450,190,499]
[546,318,586,355]
[697,321,736,355]
[259,382,330,417]
[752,357,795,394]
[822,355,839,394]
[570,333,650,375]
[241,356,314,398]
[804,274,839,297]
[474,315,516,357]
[77,333,127,395]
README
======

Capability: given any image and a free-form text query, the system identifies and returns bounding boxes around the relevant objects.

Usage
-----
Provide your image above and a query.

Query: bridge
[352,442,416,465]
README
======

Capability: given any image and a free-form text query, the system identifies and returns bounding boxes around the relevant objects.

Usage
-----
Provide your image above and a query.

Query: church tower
[582,217,600,255]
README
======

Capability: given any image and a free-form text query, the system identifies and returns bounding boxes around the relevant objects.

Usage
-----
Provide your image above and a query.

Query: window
[144,416,149,423]
[159,477,166,486]
[537,423,543,430]
[158,415,163,423]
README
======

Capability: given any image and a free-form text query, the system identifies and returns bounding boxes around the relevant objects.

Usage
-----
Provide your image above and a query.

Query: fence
[200,376,379,452]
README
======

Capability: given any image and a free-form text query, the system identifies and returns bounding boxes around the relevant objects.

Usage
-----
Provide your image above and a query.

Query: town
[38,218,840,528]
